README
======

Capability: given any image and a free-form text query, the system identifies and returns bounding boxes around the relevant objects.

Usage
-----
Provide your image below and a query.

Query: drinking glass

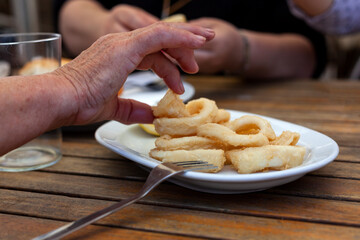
[0,33,62,172]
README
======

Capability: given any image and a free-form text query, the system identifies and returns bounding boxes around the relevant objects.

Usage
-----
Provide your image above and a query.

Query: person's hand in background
[101,4,158,35]
[59,1,158,56]
[189,18,244,74]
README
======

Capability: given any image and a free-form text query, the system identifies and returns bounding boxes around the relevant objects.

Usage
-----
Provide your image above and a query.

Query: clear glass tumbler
[0,33,62,172]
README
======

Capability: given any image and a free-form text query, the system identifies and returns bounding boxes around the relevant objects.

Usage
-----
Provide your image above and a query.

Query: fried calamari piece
[155,135,224,150]
[149,149,226,173]
[226,145,306,174]
[154,97,218,136]
[227,115,276,141]
[271,131,300,146]
[152,90,190,118]
[198,123,269,147]
[213,109,231,124]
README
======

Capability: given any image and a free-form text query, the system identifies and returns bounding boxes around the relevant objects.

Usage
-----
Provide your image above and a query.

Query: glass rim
[0,32,61,46]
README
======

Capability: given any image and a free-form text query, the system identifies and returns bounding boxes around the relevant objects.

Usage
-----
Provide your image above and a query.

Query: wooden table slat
[1,171,359,201]
[1,191,360,240]
[0,214,198,240]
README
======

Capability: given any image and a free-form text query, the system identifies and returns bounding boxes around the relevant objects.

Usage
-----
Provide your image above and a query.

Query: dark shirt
[54,0,327,77]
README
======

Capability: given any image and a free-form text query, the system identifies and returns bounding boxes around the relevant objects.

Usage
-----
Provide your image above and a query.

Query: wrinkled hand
[101,4,159,35]
[189,18,244,74]
[55,22,215,126]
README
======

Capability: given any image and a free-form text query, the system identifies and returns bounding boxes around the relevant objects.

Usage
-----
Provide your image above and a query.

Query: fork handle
[32,195,139,240]
[33,167,181,240]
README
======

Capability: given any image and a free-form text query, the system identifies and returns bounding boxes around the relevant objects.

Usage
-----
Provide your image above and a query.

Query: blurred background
[1,0,360,80]
[0,0,53,33]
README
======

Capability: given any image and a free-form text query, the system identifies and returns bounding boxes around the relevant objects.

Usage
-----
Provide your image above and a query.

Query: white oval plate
[95,110,339,194]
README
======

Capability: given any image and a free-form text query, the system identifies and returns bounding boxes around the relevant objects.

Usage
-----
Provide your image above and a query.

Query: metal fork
[33,160,216,240]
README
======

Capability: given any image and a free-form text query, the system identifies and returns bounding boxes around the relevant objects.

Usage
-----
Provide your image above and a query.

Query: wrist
[48,70,80,127]
[238,31,250,75]
[226,30,251,76]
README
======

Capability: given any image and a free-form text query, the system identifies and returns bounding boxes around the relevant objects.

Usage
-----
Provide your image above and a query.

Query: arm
[59,0,158,56]
[191,18,315,79]
[241,30,315,79]
[288,0,360,35]
[0,22,215,155]
[291,0,333,17]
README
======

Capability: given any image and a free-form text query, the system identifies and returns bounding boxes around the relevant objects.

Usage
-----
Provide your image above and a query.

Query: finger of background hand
[168,22,215,41]
[196,39,216,50]
[194,49,215,61]
[188,18,217,28]
[137,52,184,94]
[115,6,159,29]
[164,48,198,74]
[113,98,154,124]
[194,49,219,74]
[111,23,129,33]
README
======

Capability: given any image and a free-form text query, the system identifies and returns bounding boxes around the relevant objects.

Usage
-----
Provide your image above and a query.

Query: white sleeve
[287,0,360,35]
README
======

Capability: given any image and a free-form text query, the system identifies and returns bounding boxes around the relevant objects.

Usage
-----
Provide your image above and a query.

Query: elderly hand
[189,18,245,74]
[101,4,159,35]
[55,22,215,126]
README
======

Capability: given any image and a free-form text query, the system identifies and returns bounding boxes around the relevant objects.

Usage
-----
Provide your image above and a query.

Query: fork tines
[172,161,217,171]
[175,160,210,166]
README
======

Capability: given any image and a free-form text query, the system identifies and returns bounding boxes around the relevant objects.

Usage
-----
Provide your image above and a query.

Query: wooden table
[1,76,359,240]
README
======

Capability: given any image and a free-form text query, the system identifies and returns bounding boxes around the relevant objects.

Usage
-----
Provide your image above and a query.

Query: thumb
[112,98,154,124]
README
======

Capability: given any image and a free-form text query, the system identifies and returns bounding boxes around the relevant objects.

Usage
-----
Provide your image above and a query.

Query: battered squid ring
[154,98,218,136]
[152,89,190,118]
[270,131,300,146]
[197,123,269,147]
[213,109,231,124]
[155,135,224,150]
[226,115,276,141]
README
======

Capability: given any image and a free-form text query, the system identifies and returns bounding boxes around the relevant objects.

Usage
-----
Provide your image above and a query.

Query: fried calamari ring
[152,90,190,118]
[213,109,231,124]
[155,135,224,150]
[198,123,269,147]
[149,149,225,173]
[226,145,306,174]
[226,115,276,141]
[154,98,218,136]
[271,131,300,146]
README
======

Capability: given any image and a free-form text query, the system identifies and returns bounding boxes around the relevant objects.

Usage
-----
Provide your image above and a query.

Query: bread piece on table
[19,58,59,76]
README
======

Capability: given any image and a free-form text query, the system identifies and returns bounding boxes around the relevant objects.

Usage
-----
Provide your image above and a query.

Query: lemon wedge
[139,124,159,136]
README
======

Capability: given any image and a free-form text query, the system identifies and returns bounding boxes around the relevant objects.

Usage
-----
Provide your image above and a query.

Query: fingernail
[179,82,185,93]
[196,35,206,42]
[205,28,215,38]
[205,28,215,33]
